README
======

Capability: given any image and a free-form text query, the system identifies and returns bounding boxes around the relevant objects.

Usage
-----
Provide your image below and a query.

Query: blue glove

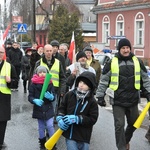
[63,115,79,125]
[33,99,44,107]
[44,91,54,101]
[56,116,63,122]
[58,119,69,131]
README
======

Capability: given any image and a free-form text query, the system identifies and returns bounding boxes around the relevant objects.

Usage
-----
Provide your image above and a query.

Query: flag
[68,31,75,63]
[0,23,11,60]
[3,23,11,42]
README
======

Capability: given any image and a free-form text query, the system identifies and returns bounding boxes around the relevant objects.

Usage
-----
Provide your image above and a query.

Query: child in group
[56,71,99,150]
[28,66,56,150]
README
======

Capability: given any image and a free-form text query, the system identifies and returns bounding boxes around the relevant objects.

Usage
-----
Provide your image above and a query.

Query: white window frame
[102,15,110,46]
[134,12,145,47]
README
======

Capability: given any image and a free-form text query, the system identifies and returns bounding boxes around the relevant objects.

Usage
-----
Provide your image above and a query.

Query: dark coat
[7,47,22,67]
[58,71,99,143]
[21,54,31,81]
[0,61,18,121]
[96,52,150,107]
[28,82,55,120]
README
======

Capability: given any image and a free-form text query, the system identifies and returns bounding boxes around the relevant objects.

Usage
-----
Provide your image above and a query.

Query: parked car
[20,42,32,51]
[94,53,114,70]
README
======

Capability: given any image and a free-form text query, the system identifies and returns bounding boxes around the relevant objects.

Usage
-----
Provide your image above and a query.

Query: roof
[72,0,95,4]
[92,0,150,14]
[81,23,96,32]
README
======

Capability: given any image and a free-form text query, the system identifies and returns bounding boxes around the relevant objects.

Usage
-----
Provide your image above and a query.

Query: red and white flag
[68,31,75,63]
[0,23,11,60]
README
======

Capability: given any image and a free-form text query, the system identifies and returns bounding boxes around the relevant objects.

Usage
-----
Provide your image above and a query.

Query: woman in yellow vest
[0,46,18,149]
[96,38,150,150]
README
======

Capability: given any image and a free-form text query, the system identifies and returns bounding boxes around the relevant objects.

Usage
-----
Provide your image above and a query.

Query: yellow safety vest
[40,59,60,87]
[0,61,11,94]
[109,56,140,91]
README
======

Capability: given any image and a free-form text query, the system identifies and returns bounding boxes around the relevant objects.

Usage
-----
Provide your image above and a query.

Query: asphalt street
[3,81,150,150]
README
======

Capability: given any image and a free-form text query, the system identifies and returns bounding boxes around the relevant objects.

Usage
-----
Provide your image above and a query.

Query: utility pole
[4,0,7,30]
[33,0,36,42]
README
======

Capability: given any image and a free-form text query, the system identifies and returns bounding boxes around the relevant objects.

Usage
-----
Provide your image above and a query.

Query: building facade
[92,0,150,66]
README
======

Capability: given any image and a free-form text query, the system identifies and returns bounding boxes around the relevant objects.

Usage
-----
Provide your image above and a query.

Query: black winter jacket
[96,52,150,107]
[8,47,22,67]
[28,82,55,120]
[58,71,99,143]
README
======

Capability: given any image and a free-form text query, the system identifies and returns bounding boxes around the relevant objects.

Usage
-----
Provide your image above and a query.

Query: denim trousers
[38,117,55,139]
[66,139,89,150]
[113,105,139,150]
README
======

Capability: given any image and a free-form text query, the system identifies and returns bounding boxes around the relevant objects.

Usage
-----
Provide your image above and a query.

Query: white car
[94,53,114,70]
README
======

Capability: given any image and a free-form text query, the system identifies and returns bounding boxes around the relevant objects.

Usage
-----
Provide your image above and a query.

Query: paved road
[3,81,150,150]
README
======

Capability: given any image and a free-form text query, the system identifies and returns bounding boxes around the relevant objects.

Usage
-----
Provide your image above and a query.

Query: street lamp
[33,0,36,42]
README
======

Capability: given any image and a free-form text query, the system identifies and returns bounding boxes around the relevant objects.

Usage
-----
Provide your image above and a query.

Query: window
[134,12,144,46]
[116,14,124,36]
[102,16,110,45]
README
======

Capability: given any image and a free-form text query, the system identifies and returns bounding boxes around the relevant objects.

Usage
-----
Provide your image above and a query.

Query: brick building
[92,0,150,66]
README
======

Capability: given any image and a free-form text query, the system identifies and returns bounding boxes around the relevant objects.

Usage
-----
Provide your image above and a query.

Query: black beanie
[76,51,87,61]
[78,77,93,89]
[117,38,131,51]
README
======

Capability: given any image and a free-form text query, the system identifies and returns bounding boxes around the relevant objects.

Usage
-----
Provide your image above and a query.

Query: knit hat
[36,45,44,50]
[83,46,93,53]
[36,66,48,74]
[76,51,87,61]
[77,77,93,89]
[50,40,59,48]
[117,38,131,51]
[25,48,33,54]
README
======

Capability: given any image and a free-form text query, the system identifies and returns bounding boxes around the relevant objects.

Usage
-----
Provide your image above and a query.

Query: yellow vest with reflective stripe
[0,61,11,94]
[40,59,60,87]
[109,56,140,91]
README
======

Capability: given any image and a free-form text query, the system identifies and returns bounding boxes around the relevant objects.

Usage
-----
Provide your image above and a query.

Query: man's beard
[80,61,86,68]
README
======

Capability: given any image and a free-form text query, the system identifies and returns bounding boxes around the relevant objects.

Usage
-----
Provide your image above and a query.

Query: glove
[56,116,63,122]
[63,115,79,125]
[97,97,106,107]
[58,119,69,131]
[44,91,54,101]
[33,99,44,107]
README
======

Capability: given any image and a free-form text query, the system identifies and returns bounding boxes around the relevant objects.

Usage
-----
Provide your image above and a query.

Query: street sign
[17,24,27,34]
[107,36,126,40]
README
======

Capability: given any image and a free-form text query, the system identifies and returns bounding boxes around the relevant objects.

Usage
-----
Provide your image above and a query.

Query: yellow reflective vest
[109,56,140,91]
[40,59,60,87]
[0,61,11,94]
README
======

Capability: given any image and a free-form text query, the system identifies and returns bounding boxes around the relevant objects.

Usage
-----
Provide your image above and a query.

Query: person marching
[28,66,56,150]
[56,71,98,150]
[96,38,150,150]
[21,48,32,93]
[0,46,18,149]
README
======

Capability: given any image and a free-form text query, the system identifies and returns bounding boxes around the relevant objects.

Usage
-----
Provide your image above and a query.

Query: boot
[39,137,46,150]
[145,127,150,142]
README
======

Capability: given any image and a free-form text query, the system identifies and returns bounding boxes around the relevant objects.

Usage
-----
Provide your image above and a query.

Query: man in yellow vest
[0,46,18,149]
[96,38,150,150]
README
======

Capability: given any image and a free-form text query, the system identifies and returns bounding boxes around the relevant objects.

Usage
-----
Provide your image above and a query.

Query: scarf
[31,74,52,84]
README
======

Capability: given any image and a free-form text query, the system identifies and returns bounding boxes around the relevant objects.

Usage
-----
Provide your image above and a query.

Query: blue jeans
[66,139,89,150]
[38,118,55,139]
